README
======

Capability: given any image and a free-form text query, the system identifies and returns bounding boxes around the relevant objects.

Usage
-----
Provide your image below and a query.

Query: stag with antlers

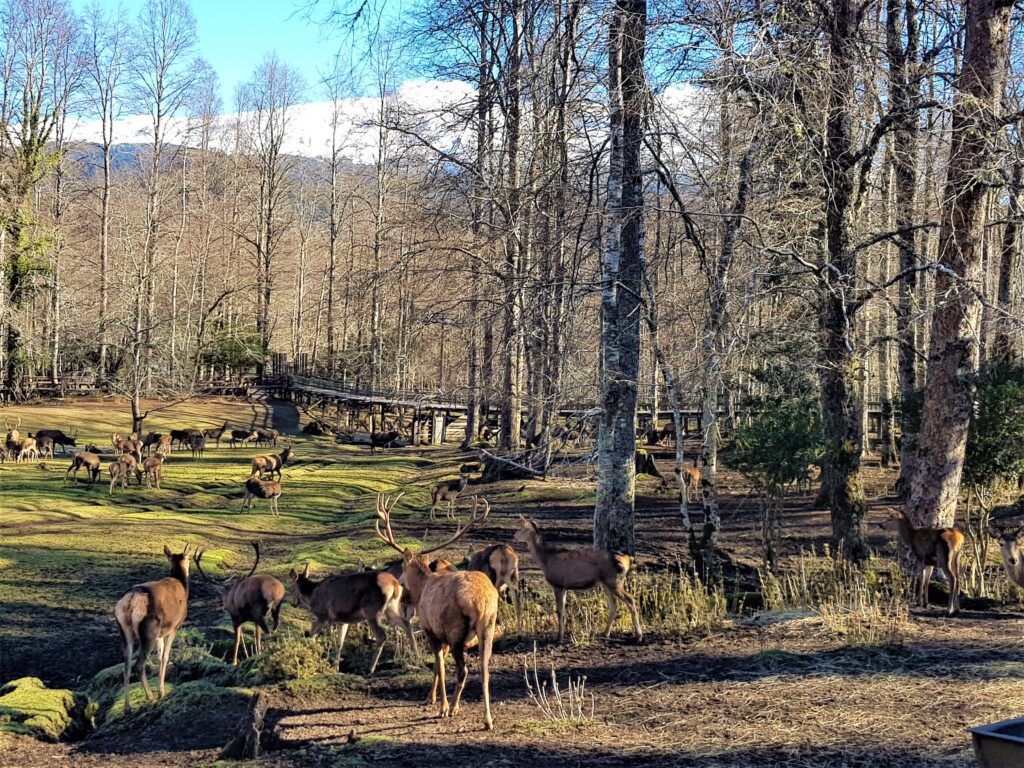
[194,543,285,666]
[375,492,498,730]
[514,516,642,643]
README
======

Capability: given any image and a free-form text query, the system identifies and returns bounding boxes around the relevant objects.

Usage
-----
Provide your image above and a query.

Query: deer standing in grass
[203,421,229,448]
[880,508,963,615]
[251,445,292,479]
[514,516,642,643]
[114,545,191,709]
[143,454,165,488]
[194,543,285,666]
[65,451,101,484]
[288,557,418,676]
[242,477,282,515]
[375,492,498,730]
[467,543,521,626]
[230,429,257,448]
[430,473,469,520]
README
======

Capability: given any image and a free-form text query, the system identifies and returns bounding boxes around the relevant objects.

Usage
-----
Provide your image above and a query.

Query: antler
[245,541,261,579]
[193,547,232,586]
[420,496,490,556]
[374,491,407,554]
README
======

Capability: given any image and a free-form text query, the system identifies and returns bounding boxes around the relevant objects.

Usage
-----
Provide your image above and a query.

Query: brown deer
[142,432,170,456]
[193,543,285,666]
[112,432,143,463]
[369,430,400,454]
[514,516,642,643]
[229,428,258,448]
[187,434,205,461]
[143,454,165,489]
[375,492,498,730]
[35,427,78,454]
[114,545,191,709]
[288,560,418,675]
[242,477,282,515]
[35,435,54,459]
[109,459,132,494]
[255,428,280,447]
[680,459,701,503]
[65,450,102,484]
[429,473,469,520]
[251,445,293,480]
[202,421,229,448]
[880,508,964,615]
[4,416,22,445]
[467,543,521,625]
[989,519,1024,588]
[16,435,38,462]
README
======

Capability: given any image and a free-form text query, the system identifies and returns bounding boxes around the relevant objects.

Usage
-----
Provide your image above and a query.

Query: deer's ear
[530,519,540,532]
[302,562,311,578]
[289,568,298,580]
[402,549,415,564]
[163,545,173,558]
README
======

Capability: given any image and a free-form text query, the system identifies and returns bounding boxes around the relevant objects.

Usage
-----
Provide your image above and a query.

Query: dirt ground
[1,411,1022,768]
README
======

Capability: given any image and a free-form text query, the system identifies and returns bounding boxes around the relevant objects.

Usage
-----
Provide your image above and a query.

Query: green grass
[0,397,456,689]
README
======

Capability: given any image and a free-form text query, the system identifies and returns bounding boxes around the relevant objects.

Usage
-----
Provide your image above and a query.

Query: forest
[2,0,1024,765]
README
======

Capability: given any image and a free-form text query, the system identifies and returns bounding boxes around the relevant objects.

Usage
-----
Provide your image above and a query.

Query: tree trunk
[595,0,646,555]
[907,0,1013,528]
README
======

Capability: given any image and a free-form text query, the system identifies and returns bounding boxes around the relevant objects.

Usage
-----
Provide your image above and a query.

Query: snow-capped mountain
[66,79,475,164]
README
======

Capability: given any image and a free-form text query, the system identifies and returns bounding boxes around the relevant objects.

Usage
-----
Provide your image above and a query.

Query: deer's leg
[385,601,419,660]
[232,623,243,666]
[449,642,468,718]
[365,613,388,676]
[255,622,264,654]
[121,633,134,711]
[434,645,449,717]
[553,587,567,642]
[136,633,156,701]
[158,631,176,698]
[601,584,619,637]
[271,602,282,631]
[426,637,443,705]
[945,557,962,615]
[335,623,350,669]
[617,582,643,641]
[479,614,495,731]
[920,565,933,607]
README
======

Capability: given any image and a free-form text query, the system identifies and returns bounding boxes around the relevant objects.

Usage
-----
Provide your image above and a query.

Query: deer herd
[10,411,1024,733]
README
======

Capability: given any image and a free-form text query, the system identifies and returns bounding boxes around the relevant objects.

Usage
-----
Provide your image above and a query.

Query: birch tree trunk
[595,0,646,555]
[907,0,1013,528]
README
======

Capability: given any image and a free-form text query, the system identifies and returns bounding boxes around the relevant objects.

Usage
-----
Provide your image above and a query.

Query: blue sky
[74,0,355,106]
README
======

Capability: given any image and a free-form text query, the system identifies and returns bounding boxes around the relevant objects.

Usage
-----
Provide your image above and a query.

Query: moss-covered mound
[0,677,92,741]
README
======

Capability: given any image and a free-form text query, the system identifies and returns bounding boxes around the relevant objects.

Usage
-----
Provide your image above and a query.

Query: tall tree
[907,0,1014,527]
[595,0,646,554]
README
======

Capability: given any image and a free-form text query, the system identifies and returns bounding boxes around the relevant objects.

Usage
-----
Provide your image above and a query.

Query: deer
[229,428,258,448]
[171,428,202,450]
[142,432,169,456]
[35,435,54,460]
[288,559,418,676]
[35,428,77,454]
[879,508,963,615]
[255,428,279,447]
[680,458,702,503]
[111,432,143,463]
[242,477,282,515]
[143,454,165,489]
[66,450,102,484]
[374,492,498,730]
[16,435,38,462]
[193,543,285,666]
[4,416,22,445]
[109,459,131,494]
[514,516,642,643]
[429,473,469,520]
[990,520,1024,589]
[187,434,205,461]
[251,445,293,480]
[467,543,521,626]
[202,421,229,448]
[369,430,400,454]
[114,544,191,710]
